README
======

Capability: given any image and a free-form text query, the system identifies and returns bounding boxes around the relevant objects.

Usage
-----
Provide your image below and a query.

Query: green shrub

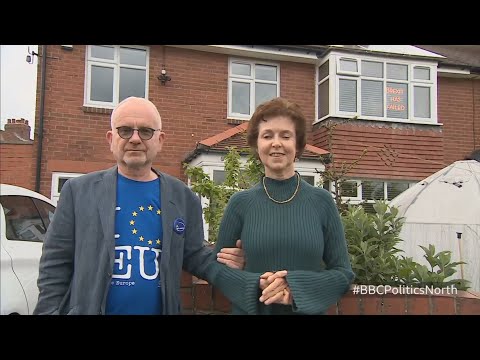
[343,201,470,290]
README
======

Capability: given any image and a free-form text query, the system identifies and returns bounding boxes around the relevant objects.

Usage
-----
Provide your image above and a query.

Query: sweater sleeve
[286,191,354,314]
[204,192,263,314]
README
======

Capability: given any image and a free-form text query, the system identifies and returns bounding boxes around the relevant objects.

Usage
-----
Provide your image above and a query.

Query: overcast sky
[0,45,38,139]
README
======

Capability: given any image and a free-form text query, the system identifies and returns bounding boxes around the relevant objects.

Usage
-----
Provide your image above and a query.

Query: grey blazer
[34,166,213,315]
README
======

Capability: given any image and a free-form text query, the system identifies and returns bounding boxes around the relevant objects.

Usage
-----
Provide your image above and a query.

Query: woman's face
[257,115,297,179]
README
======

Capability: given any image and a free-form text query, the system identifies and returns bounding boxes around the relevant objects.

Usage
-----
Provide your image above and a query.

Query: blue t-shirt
[105,173,163,315]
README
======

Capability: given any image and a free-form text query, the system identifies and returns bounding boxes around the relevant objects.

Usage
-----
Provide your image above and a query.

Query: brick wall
[438,77,480,164]
[32,45,317,198]
[313,120,444,181]
[0,119,35,190]
[180,272,480,315]
[0,143,35,190]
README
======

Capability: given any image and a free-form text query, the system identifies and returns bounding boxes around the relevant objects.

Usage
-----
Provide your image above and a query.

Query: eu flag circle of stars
[129,205,162,247]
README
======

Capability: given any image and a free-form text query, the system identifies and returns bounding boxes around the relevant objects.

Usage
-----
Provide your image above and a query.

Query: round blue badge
[173,218,185,235]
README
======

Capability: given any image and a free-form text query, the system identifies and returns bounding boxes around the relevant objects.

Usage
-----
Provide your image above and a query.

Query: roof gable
[185,122,329,162]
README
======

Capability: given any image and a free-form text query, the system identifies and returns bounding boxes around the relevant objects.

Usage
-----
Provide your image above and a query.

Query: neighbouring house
[1,45,479,314]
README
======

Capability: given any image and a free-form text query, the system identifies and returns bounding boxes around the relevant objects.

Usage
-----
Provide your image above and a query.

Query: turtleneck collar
[262,172,301,203]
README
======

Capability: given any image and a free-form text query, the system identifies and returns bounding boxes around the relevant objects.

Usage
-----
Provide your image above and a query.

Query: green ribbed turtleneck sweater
[205,173,354,315]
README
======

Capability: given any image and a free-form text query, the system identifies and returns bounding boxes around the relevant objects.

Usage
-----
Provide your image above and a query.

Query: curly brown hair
[246,97,307,157]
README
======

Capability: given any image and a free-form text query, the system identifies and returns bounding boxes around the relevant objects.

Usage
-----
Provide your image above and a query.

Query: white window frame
[228,58,280,120]
[316,57,333,122]
[336,57,360,76]
[51,172,84,205]
[316,52,438,125]
[187,153,324,240]
[327,179,417,206]
[84,45,150,109]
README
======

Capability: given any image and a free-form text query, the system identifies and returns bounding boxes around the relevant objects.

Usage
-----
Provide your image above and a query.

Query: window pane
[361,79,383,117]
[119,68,146,102]
[120,47,146,66]
[91,65,114,102]
[387,182,409,200]
[318,60,329,81]
[32,198,55,230]
[386,82,408,119]
[255,83,276,108]
[340,181,358,198]
[91,45,114,60]
[232,82,250,114]
[301,175,315,186]
[387,63,408,80]
[362,181,384,200]
[361,61,383,78]
[340,59,357,72]
[255,65,277,81]
[318,79,329,118]
[360,202,376,214]
[213,170,226,185]
[0,196,46,242]
[57,178,70,193]
[414,66,430,80]
[231,62,251,76]
[414,86,431,118]
[339,79,357,112]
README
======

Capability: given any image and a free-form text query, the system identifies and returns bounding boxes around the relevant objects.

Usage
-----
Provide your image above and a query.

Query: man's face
[106,100,165,172]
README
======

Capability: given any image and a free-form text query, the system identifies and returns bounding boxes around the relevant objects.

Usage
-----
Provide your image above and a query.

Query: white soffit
[170,45,319,64]
[331,45,445,58]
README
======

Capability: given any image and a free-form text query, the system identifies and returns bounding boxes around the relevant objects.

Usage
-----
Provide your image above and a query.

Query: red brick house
[2,45,478,209]
[1,45,479,314]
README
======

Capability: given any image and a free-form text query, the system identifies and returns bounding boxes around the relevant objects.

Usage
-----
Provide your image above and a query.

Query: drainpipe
[35,45,47,193]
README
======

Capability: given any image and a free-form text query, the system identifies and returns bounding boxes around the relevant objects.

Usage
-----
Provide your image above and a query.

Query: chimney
[4,118,31,140]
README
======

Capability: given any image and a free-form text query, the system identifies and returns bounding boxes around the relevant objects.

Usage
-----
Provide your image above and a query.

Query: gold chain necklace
[262,172,301,204]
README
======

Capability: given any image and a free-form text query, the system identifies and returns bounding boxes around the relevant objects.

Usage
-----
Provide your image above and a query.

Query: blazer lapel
[159,173,175,268]
[97,166,117,266]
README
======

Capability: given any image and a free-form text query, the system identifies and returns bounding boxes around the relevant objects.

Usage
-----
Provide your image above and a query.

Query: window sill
[82,106,114,115]
[314,115,443,127]
[227,117,249,125]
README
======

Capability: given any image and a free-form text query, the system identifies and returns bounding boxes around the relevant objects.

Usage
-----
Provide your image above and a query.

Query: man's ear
[106,130,113,149]
[157,131,166,150]
[158,131,165,142]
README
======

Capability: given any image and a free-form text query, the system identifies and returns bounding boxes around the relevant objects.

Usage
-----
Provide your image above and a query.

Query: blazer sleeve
[34,180,75,315]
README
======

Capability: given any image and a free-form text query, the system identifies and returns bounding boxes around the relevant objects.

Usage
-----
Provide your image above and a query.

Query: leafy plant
[184,146,262,243]
[397,245,469,290]
[343,201,470,290]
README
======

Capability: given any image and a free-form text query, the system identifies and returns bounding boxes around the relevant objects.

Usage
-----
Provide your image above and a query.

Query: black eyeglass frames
[115,126,161,140]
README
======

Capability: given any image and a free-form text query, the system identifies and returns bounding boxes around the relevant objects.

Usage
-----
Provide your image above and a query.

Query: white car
[0,184,56,315]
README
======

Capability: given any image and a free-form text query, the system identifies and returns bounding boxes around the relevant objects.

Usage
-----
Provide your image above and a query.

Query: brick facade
[2,46,478,196]
[312,77,480,181]
[313,120,444,181]
[0,119,35,189]
[24,45,317,197]
[438,77,480,164]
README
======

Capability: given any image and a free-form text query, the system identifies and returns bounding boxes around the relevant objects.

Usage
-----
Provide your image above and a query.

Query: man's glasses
[116,126,161,140]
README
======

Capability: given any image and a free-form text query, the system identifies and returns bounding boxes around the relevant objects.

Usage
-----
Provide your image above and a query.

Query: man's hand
[259,270,292,305]
[217,240,245,269]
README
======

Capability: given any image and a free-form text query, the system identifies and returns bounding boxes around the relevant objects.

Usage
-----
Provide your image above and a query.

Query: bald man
[34,97,244,315]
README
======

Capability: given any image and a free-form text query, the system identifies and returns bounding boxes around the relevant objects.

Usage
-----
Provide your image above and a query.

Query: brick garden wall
[179,272,480,315]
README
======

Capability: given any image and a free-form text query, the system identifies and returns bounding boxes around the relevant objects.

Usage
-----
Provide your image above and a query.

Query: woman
[206,97,354,315]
